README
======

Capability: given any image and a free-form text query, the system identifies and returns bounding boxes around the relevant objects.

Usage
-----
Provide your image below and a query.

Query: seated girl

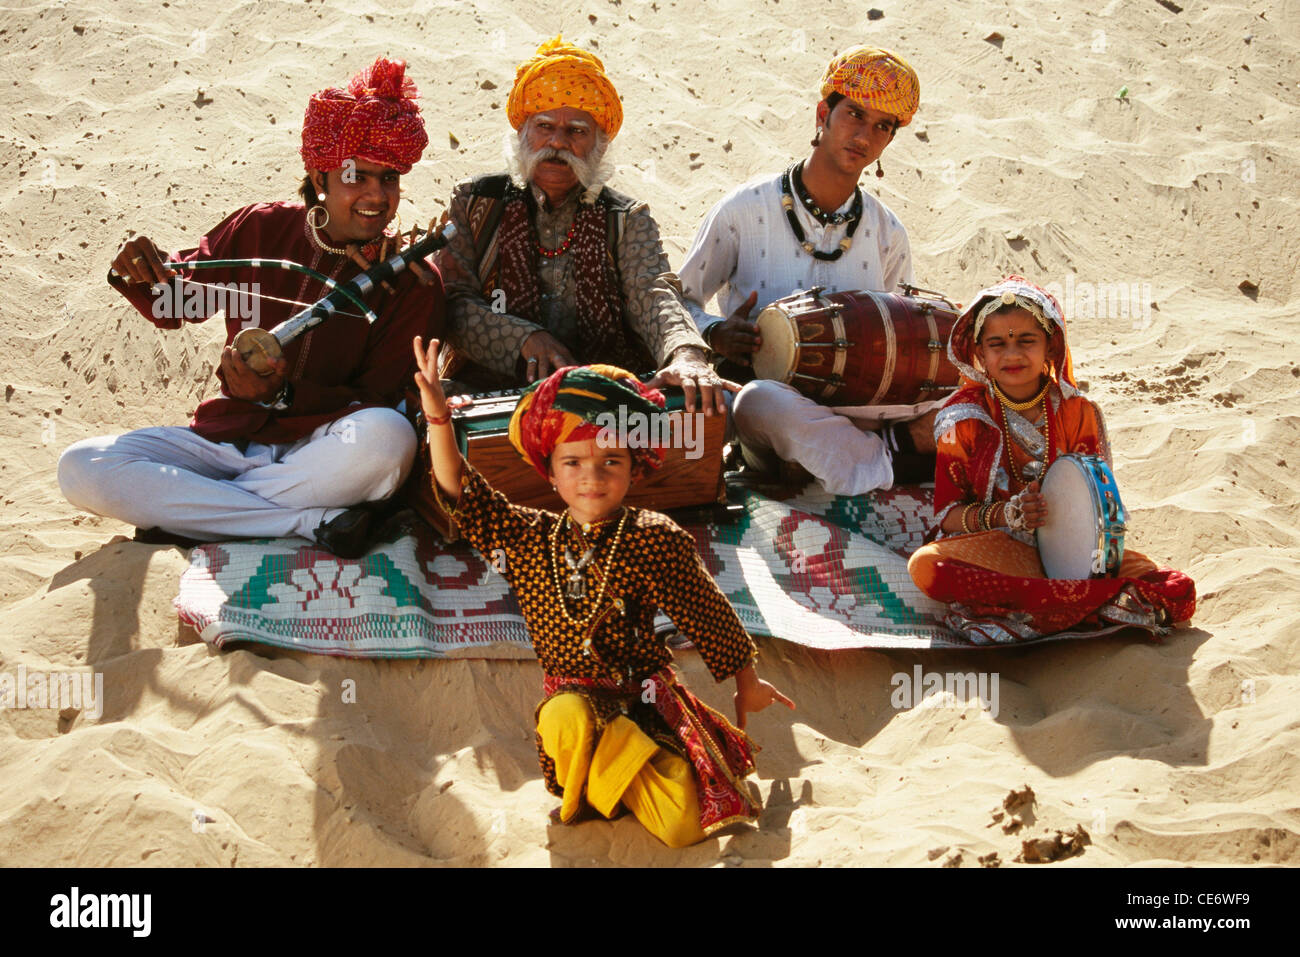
[412,337,795,847]
[908,276,1196,644]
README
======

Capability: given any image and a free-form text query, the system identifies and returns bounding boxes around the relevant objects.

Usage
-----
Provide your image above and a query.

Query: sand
[1,0,1297,867]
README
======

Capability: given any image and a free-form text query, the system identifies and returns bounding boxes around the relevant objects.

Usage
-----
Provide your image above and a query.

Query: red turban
[300,57,429,175]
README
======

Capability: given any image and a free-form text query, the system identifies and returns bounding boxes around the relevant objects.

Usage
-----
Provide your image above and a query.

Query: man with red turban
[436,36,733,414]
[58,57,443,558]
[680,45,939,495]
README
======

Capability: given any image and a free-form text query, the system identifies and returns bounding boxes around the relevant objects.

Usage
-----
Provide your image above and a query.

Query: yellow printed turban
[819,46,920,127]
[506,35,623,138]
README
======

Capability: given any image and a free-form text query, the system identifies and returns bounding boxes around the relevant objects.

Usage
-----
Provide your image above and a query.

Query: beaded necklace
[549,507,630,626]
[306,213,390,260]
[537,221,577,258]
[992,379,1052,487]
[779,161,862,262]
[307,219,347,256]
[792,162,859,225]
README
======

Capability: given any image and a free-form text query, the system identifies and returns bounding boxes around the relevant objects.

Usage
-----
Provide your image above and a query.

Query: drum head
[752,302,798,384]
[1037,457,1098,580]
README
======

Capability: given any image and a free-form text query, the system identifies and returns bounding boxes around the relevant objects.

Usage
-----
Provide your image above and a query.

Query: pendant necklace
[550,508,630,627]
[563,543,596,598]
[992,379,1052,486]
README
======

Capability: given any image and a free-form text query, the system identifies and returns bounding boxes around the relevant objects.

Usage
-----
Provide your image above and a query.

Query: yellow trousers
[537,692,707,848]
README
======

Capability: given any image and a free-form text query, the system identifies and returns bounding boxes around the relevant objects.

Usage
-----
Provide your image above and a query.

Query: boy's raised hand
[733,665,796,730]
[412,336,466,501]
[412,336,449,422]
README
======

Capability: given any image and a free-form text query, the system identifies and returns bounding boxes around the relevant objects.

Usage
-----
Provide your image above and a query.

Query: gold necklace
[997,389,1052,486]
[549,508,630,627]
[991,378,1050,412]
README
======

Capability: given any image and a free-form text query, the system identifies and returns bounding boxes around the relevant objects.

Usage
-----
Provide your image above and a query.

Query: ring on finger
[131,256,144,264]
[527,357,538,364]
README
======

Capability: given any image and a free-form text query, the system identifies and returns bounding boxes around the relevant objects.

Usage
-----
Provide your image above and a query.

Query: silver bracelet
[1003,491,1028,533]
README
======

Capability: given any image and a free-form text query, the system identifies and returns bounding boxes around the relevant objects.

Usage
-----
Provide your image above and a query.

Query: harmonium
[403,386,728,541]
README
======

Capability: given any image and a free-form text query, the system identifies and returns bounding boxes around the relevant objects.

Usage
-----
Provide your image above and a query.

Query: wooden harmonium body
[406,386,727,541]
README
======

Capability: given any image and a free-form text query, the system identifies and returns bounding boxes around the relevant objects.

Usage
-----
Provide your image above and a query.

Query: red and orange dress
[908,277,1196,643]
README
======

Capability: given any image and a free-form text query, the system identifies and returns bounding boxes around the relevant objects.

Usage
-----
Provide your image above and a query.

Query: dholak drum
[401,386,728,541]
[751,284,961,406]
[1036,454,1128,579]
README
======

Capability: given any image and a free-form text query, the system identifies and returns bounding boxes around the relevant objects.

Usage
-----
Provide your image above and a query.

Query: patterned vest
[460,173,654,374]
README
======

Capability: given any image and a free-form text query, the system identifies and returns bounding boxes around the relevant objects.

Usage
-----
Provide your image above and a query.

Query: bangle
[978,503,995,531]
[426,409,452,427]
[960,503,976,534]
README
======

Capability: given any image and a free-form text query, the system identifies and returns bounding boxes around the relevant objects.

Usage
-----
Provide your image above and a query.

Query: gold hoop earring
[306,205,346,255]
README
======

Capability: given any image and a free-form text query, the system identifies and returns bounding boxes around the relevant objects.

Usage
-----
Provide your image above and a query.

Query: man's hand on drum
[521,330,577,383]
[648,345,738,415]
[1015,480,1049,530]
[112,236,176,286]
[220,347,286,404]
[705,290,762,365]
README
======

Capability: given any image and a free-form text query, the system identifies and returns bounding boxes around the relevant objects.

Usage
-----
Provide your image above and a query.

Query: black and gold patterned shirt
[441,464,756,683]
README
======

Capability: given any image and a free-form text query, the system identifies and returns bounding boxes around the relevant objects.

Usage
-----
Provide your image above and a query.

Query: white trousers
[58,407,417,543]
[732,380,895,496]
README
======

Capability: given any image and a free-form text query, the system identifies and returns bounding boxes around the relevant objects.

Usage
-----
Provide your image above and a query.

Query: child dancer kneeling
[413,338,794,847]
[908,276,1196,643]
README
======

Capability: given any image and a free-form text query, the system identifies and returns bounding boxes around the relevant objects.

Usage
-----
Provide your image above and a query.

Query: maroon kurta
[110,201,444,444]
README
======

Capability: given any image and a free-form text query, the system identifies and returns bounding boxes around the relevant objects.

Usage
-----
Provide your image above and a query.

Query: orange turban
[506,36,623,138]
[819,46,920,127]
[300,57,429,174]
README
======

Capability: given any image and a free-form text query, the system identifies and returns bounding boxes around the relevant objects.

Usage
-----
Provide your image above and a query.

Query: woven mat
[174,484,1086,657]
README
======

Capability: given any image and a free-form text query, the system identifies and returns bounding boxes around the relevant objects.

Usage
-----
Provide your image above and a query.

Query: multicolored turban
[508,365,666,480]
[948,276,1080,399]
[506,35,623,138]
[300,57,429,175]
[820,45,920,127]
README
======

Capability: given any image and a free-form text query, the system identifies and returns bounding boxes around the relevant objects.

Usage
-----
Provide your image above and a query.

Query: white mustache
[526,146,596,184]
[506,128,614,202]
